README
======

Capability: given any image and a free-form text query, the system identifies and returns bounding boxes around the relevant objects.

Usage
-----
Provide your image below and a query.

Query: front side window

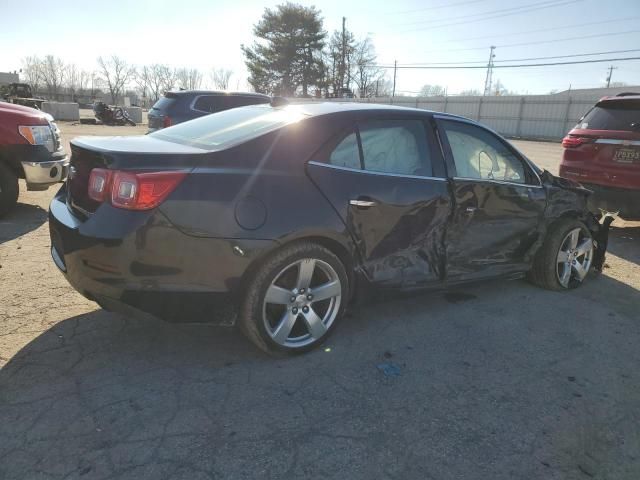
[440,120,527,184]
[359,120,432,176]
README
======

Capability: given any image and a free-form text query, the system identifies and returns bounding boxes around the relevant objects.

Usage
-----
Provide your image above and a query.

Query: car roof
[286,101,455,118]
[165,90,270,99]
[598,94,640,103]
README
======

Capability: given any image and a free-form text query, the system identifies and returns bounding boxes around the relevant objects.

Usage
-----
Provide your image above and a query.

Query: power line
[402,0,577,26]
[421,29,640,53]
[394,49,640,66]
[448,16,640,42]
[402,0,580,31]
[389,0,486,15]
[376,56,640,70]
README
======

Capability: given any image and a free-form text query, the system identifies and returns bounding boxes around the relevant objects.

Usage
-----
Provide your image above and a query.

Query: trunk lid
[67,135,206,217]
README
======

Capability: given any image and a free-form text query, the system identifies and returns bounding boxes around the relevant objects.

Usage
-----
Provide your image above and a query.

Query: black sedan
[49,102,610,354]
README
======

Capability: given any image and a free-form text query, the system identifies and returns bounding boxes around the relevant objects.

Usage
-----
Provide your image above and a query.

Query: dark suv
[147,90,271,132]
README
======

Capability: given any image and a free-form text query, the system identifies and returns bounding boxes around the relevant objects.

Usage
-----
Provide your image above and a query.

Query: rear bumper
[49,190,277,325]
[581,183,640,219]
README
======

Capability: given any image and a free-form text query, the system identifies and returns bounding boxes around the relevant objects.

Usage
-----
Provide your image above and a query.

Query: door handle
[465,206,477,214]
[350,199,377,208]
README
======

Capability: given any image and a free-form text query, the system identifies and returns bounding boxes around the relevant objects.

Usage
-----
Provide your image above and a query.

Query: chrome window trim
[595,139,640,146]
[307,160,447,181]
[453,176,544,189]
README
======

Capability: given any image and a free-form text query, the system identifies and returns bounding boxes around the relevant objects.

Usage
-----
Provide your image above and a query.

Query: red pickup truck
[0,102,68,217]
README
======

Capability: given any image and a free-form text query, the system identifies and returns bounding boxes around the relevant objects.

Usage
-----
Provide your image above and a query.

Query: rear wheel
[239,242,348,354]
[0,163,19,218]
[529,219,594,290]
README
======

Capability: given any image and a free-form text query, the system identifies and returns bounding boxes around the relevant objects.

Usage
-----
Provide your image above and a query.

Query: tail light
[163,115,172,128]
[562,135,595,148]
[88,168,186,210]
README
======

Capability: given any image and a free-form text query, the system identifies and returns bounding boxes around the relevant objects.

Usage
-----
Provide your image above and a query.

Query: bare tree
[176,68,203,90]
[211,68,233,90]
[419,84,446,97]
[97,55,135,105]
[41,55,65,100]
[21,56,43,94]
[65,64,81,101]
[353,37,383,98]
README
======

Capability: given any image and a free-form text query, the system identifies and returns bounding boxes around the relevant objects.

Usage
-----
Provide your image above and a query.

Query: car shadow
[604,223,640,265]
[1,272,639,479]
[0,202,48,244]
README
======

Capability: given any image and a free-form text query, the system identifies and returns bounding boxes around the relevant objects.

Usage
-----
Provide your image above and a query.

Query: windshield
[150,105,308,150]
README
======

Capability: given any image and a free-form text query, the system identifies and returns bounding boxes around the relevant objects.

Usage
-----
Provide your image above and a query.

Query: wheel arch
[237,232,360,304]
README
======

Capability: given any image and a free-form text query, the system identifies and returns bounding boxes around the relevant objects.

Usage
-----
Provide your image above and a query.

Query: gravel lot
[1,123,639,479]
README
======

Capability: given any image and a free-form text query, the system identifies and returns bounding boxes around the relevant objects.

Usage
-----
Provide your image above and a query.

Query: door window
[193,95,223,113]
[359,120,432,176]
[328,131,361,169]
[440,120,527,184]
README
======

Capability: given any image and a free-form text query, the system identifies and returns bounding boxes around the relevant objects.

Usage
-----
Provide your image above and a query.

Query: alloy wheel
[262,258,342,348]
[556,227,593,288]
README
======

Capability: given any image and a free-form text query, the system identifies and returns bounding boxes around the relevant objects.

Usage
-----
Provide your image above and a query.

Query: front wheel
[0,163,19,218]
[529,219,594,291]
[239,242,349,354]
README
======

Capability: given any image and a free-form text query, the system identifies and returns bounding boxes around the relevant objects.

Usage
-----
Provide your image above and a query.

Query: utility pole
[392,60,397,99]
[483,45,496,96]
[606,65,617,88]
[341,16,346,91]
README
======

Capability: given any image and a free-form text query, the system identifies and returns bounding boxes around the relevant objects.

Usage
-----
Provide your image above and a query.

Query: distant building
[0,72,20,86]
[553,85,640,97]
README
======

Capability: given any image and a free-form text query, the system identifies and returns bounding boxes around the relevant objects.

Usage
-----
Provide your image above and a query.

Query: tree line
[242,3,391,97]
[19,55,236,105]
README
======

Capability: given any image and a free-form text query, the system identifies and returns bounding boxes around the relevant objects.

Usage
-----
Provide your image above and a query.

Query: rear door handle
[350,199,377,208]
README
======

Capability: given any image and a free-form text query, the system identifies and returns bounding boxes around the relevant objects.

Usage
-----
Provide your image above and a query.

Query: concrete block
[41,102,80,121]
[124,106,142,124]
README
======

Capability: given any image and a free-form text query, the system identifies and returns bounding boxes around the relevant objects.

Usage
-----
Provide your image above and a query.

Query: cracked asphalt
[1,125,639,479]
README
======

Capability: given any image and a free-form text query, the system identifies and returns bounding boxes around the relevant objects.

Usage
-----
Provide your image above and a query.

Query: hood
[71,135,209,155]
[0,101,52,124]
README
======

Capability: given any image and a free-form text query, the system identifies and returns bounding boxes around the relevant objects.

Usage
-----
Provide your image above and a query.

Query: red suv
[560,93,640,219]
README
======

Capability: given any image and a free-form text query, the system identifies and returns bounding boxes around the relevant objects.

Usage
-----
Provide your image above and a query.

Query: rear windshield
[577,101,640,131]
[150,105,308,150]
[150,96,177,111]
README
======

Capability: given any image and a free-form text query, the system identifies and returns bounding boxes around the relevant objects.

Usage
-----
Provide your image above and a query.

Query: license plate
[613,148,640,163]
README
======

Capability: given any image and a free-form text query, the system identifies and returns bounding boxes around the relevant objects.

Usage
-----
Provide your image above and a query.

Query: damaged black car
[49,102,611,354]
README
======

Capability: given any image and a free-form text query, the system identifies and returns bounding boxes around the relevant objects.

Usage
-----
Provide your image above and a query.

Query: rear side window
[193,95,223,113]
[329,131,361,169]
[150,105,308,150]
[225,96,270,108]
[578,102,640,131]
[360,120,432,176]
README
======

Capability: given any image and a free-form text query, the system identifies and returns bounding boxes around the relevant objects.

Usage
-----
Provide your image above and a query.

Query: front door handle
[350,199,377,208]
[465,206,477,214]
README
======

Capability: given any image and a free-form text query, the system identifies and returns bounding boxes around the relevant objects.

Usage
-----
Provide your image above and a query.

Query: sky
[1,0,639,95]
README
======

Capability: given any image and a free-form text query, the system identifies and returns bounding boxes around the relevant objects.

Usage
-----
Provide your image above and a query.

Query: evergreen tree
[242,3,326,96]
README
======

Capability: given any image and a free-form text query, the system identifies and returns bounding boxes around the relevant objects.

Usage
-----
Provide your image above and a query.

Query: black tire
[0,163,19,218]
[126,119,136,126]
[239,241,349,355]
[528,218,593,291]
